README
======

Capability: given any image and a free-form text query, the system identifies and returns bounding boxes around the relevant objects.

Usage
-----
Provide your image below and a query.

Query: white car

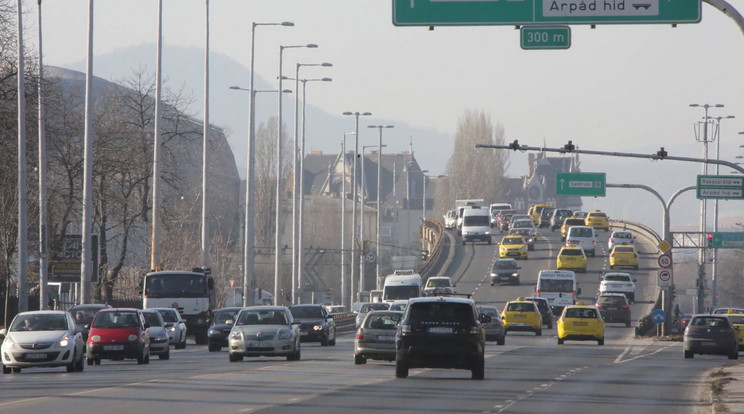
[599,273,637,303]
[423,276,456,296]
[141,309,171,360]
[566,225,597,257]
[1,310,85,374]
[608,230,635,251]
[154,308,188,349]
[228,306,300,362]
[444,210,457,229]
[355,302,391,328]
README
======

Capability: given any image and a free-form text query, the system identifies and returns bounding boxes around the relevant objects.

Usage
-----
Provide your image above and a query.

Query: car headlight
[168,326,177,332]
[278,329,294,340]
[128,335,138,342]
[511,273,519,277]
[3,336,15,347]
[157,332,168,342]
[59,335,70,347]
[313,324,323,331]
[90,335,100,343]
[208,329,219,335]
[499,246,506,251]
[230,331,242,340]
[485,230,491,235]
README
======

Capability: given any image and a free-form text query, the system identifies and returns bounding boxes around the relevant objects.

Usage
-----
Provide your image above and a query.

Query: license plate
[103,345,124,351]
[300,332,308,336]
[247,342,259,348]
[701,341,717,347]
[428,327,452,334]
[573,322,588,326]
[25,353,47,360]
[513,315,526,318]
[377,335,395,342]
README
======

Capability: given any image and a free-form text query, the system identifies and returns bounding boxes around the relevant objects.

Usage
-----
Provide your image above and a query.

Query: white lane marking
[496,366,584,413]
[614,344,632,363]
[614,343,676,364]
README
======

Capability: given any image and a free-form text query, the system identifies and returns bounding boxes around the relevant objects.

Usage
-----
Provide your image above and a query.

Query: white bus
[534,270,581,315]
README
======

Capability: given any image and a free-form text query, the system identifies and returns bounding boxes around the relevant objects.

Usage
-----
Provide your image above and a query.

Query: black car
[525,296,554,329]
[288,304,336,346]
[538,207,555,228]
[550,209,573,231]
[595,293,631,327]
[490,258,521,286]
[395,297,489,380]
[207,307,242,352]
[684,315,738,359]
[70,303,111,341]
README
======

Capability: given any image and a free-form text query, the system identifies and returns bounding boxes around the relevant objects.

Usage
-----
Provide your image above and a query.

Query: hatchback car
[1,311,85,374]
[86,308,150,365]
[538,207,555,228]
[288,304,337,346]
[565,225,597,257]
[557,304,605,345]
[498,235,528,260]
[608,230,635,251]
[228,306,300,362]
[557,246,587,273]
[585,210,610,231]
[354,310,403,364]
[208,307,242,352]
[609,245,639,270]
[595,293,631,327]
[490,258,521,286]
[395,297,488,379]
[683,315,738,359]
[355,302,391,328]
[70,303,111,341]
[561,217,587,242]
[141,309,170,360]
[501,298,542,336]
[154,307,187,349]
[477,305,506,345]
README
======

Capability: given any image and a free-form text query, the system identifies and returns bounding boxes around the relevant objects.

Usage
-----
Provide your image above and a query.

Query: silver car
[228,306,300,362]
[354,310,403,365]
[1,311,86,373]
[141,309,170,360]
[477,305,505,345]
[355,302,391,328]
[154,308,187,349]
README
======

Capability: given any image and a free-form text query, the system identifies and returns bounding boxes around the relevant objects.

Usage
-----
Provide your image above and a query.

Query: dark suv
[395,297,489,380]
[595,293,631,327]
[525,296,554,329]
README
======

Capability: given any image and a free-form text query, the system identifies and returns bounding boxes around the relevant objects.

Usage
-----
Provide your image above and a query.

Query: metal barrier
[416,219,446,278]
[610,219,662,246]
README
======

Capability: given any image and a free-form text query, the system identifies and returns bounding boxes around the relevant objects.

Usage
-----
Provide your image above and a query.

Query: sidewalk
[709,362,744,413]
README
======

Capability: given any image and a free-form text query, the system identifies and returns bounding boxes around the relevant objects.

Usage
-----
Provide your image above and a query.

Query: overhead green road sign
[696,175,744,199]
[521,26,571,50]
[556,172,606,197]
[710,233,744,249]
[392,0,701,26]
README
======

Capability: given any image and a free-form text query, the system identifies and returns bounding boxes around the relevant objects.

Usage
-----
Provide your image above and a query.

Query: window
[463,215,489,226]
[539,279,574,293]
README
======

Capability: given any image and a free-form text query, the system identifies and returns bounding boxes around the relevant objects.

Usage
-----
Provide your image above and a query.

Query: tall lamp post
[244,21,293,307]
[342,111,372,306]
[37,0,48,309]
[367,124,393,290]
[361,143,387,294]
[275,43,317,306]
[341,132,355,308]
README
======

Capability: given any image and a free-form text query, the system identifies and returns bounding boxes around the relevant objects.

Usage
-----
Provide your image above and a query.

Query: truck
[382,269,423,302]
[142,268,215,344]
[455,199,486,235]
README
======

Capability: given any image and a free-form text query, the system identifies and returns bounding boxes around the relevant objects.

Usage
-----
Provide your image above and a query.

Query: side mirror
[479,314,492,324]
[0,328,7,336]
[179,319,186,324]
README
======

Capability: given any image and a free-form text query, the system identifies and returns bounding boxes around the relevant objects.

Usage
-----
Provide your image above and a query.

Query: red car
[86,308,150,365]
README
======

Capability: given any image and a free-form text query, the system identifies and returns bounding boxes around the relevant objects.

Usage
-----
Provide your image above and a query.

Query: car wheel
[76,353,85,372]
[137,348,146,365]
[295,346,301,361]
[558,337,564,345]
[591,251,596,257]
[12,368,21,373]
[625,320,631,328]
[321,335,329,346]
[730,349,739,360]
[536,329,542,336]
[144,350,150,364]
[176,335,186,350]
[610,265,614,269]
[2,365,10,374]
[329,336,336,346]
[94,358,101,365]
[497,335,505,346]
[634,266,638,270]
[462,240,466,246]
[488,239,492,245]
[471,356,485,380]
[194,331,209,345]
[598,337,605,346]
[67,354,76,373]
[684,349,694,359]
[159,350,170,360]
[354,354,366,365]
[208,342,221,352]
[548,322,553,330]
[395,359,409,378]
[229,353,241,362]
[490,282,494,286]
[86,357,94,366]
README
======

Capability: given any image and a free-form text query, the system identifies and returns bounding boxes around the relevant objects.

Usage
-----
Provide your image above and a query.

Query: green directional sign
[696,175,744,200]
[710,232,744,249]
[392,0,701,26]
[521,26,571,50]
[556,172,606,197]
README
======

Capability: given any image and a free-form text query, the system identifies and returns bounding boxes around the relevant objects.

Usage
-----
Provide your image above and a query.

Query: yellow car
[609,245,639,270]
[528,204,552,226]
[561,217,586,242]
[727,313,744,351]
[556,246,587,273]
[557,304,605,345]
[501,298,543,336]
[498,235,528,260]
[585,210,610,231]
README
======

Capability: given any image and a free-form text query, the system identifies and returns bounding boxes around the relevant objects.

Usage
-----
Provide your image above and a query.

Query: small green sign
[556,172,606,197]
[521,26,571,50]
[710,232,744,249]
[696,175,744,200]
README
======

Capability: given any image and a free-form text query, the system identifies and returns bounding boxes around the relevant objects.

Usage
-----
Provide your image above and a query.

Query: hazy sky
[31,0,744,229]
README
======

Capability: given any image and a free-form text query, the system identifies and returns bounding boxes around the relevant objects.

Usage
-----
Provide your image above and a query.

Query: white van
[566,225,597,257]
[382,270,423,302]
[461,207,492,245]
[535,270,581,315]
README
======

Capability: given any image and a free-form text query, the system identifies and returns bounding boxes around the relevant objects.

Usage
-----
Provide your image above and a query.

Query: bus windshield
[383,285,420,301]
[145,273,208,298]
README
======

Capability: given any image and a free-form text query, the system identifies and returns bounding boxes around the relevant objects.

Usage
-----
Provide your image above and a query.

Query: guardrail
[416,218,446,278]
[610,219,662,246]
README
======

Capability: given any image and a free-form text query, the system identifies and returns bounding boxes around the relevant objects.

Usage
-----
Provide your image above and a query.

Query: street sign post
[556,172,606,197]
[657,254,672,268]
[393,0,701,26]
[696,175,744,199]
[651,309,666,324]
[521,26,571,50]
[658,269,672,287]
[709,232,744,248]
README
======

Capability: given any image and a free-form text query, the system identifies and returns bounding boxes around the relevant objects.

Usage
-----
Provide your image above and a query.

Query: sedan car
[288,304,336,346]
[557,304,605,345]
[501,298,542,336]
[684,315,738,359]
[490,258,521,286]
[388,300,408,312]
[608,230,635,251]
[208,307,242,352]
[1,311,85,374]
[86,308,150,365]
[595,293,631,327]
[609,245,639,270]
[556,246,587,273]
[354,310,403,364]
[154,308,187,349]
[498,235,528,260]
[228,306,300,362]
[141,309,170,360]
[355,302,391,328]
[477,305,505,345]
[70,303,111,341]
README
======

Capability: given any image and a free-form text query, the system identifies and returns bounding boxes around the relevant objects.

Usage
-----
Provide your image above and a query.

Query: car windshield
[156,309,179,323]
[493,260,517,270]
[71,308,100,325]
[539,279,574,292]
[365,313,401,329]
[142,312,163,327]
[529,300,550,313]
[503,237,523,244]
[565,308,598,319]
[604,275,630,282]
[570,228,594,237]
[408,302,475,325]
[598,296,627,305]
[478,307,501,317]
[427,278,451,288]
[613,232,632,239]
[507,303,535,312]
[463,215,489,226]
[389,303,407,311]
[92,311,140,328]
[691,317,730,329]
[214,309,240,324]
[565,219,585,226]
[590,212,607,218]
[384,285,420,301]
[560,249,583,256]
[360,303,390,313]
[513,220,533,228]
[11,313,68,331]
[144,273,207,298]
[728,316,744,325]
[289,306,324,319]
[237,309,288,326]
[511,230,531,237]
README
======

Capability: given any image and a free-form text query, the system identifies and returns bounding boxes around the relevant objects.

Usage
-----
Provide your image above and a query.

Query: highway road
[0,225,729,413]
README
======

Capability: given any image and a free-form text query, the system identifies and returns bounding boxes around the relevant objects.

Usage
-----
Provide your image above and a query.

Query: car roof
[564,304,599,310]
[216,307,244,312]
[15,310,68,317]
[289,304,325,308]
[524,296,548,302]
[99,308,139,313]
[241,306,288,312]
[70,304,110,310]
[407,296,474,305]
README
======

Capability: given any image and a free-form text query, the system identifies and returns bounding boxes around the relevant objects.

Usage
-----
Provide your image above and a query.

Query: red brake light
[356,329,364,340]
[609,238,614,243]
[620,304,630,309]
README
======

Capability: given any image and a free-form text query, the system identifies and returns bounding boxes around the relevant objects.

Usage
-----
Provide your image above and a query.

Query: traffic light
[707,233,714,247]
[285,291,291,301]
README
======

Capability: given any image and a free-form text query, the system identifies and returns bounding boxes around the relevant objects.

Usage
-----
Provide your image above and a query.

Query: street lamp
[244,21,293,307]
[342,111,372,306]
[275,43,317,306]
[360,143,386,295]
[367,124,393,290]
[421,170,429,221]
[341,132,355,309]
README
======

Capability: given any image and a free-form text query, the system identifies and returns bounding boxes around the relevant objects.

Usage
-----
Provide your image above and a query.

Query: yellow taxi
[528,204,552,226]
[609,245,639,270]
[726,312,744,351]
[556,246,587,273]
[501,298,543,336]
[557,303,605,345]
[561,217,586,241]
[498,235,528,260]
[585,210,610,231]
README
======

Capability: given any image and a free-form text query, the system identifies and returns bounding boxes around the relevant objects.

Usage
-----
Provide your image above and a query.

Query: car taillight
[630,239,635,244]
[610,253,615,258]
[609,238,614,243]
[620,304,630,309]
[595,302,601,307]
[592,240,596,246]
[356,329,364,340]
